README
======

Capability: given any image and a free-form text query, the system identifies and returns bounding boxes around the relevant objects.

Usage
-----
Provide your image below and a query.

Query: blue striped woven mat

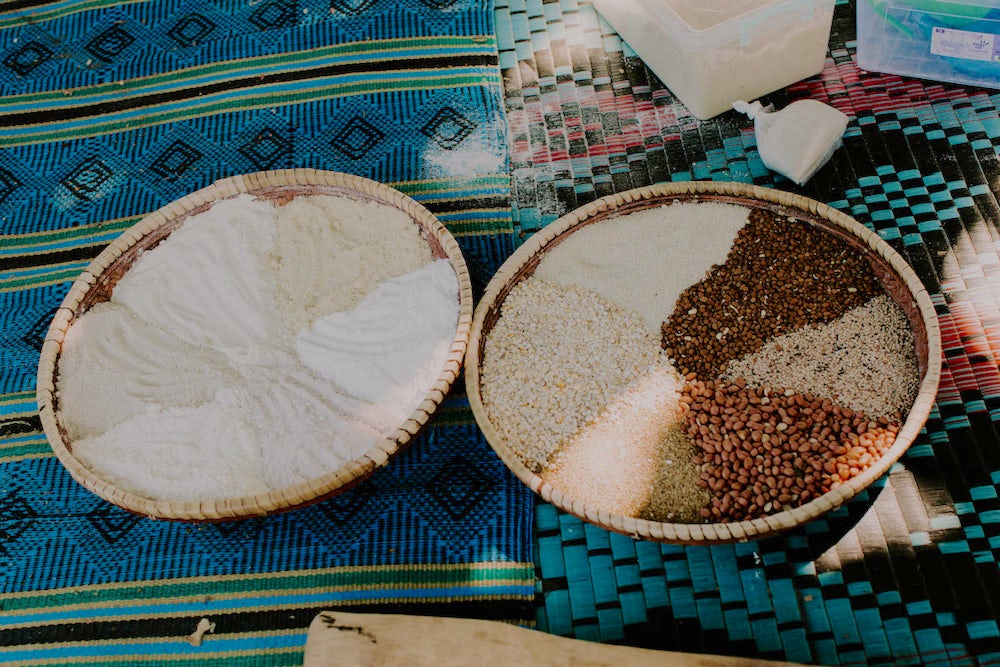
[0,1,533,664]
[497,0,1000,664]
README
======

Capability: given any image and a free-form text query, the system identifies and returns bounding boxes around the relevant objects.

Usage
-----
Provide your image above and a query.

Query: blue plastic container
[857,0,1000,89]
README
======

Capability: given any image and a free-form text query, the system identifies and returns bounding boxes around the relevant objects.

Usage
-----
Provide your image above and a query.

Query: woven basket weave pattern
[466,181,941,544]
[36,169,473,522]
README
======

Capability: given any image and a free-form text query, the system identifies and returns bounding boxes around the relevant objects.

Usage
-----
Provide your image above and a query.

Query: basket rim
[36,168,474,522]
[465,180,942,545]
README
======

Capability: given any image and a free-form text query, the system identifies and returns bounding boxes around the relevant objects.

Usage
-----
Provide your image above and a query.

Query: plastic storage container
[857,0,1000,89]
[593,0,836,120]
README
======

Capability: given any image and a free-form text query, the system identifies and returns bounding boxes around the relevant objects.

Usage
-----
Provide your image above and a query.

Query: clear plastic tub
[593,0,836,120]
[857,0,1000,89]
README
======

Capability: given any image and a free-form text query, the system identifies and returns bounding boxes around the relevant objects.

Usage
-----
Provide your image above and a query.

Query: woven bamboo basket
[466,181,941,544]
[36,169,473,522]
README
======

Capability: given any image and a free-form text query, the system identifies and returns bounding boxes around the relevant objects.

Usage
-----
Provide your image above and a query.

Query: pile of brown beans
[662,208,884,378]
[681,378,899,522]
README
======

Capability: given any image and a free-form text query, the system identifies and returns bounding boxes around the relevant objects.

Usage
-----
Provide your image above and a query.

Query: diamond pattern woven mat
[495,0,1000,664]
[0,1,533,664]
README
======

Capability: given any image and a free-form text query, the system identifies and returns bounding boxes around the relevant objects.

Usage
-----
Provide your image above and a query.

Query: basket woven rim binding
[465,180,942,545]
[36,169,474,522]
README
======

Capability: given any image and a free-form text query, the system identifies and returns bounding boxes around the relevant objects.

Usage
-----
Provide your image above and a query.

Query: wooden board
[303,611,805,666]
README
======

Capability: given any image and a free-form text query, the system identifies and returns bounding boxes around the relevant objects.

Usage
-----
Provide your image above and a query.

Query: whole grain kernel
[682,379,899,522]
[662,208,883,378]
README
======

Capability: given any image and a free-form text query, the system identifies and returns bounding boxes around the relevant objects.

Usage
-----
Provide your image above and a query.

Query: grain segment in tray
[478,200,920,524]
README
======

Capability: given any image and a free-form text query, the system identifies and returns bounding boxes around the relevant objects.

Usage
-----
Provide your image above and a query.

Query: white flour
[533,201,748,335]
[58,194,459,503]
[296,260,458,419]
[113,195,277,353]
[424,131,506,179]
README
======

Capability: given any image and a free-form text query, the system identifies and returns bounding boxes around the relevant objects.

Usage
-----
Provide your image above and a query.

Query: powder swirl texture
[58,194,459,503]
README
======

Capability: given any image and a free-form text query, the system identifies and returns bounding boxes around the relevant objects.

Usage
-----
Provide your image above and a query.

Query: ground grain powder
[543,365,708,523]
[58,194,457,503]
[533,201,748,334]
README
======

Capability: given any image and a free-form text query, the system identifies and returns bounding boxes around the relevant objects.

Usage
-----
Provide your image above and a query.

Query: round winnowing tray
[466,181,941,544]
[37,169,473,522]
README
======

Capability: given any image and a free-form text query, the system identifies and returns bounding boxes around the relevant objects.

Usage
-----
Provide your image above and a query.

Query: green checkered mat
[495,0,1000,664]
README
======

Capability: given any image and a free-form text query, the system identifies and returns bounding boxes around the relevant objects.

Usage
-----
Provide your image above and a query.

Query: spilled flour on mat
[423,128,506,180]
[57,194,459,503]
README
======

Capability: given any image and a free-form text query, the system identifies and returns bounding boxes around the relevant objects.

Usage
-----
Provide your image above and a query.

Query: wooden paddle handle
[303,611,803,667]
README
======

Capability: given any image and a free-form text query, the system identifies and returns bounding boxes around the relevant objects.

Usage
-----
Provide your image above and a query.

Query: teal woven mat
[496,0,1000,664]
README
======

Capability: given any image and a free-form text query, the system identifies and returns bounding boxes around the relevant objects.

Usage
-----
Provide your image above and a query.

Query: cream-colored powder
[532,201,748,335]
[113,194,278,353]
[270,194,434,333]
[543,364,705,521]
[56,302,241,442]
[296,259,459,425]
[59,194,458,503]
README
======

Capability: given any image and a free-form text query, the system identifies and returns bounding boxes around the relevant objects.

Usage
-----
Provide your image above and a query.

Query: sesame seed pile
[480,278,665,474]
[722,295,919,420]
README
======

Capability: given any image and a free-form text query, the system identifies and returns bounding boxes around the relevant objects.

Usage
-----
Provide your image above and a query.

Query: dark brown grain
[662,208,883,378]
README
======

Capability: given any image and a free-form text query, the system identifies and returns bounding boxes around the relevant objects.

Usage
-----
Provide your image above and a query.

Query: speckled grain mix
[723,295,919,421]
[479,278,665,473]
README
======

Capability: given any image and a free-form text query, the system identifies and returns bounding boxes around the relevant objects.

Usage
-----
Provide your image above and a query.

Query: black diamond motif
[0,493,35,552]
[238,128,292,170]
[87,509,140,544]
[426,456,493,521]
[249,0,297,30]
[330,0,378,14]
[420,0,459,7]
[21,303,59,352]
[330,117,384,160]
[86,26,135,62]
[61,158,113,201]
[319,483,375,524]
[167,14,217,47]
[0,493,37,522]
[0,168,21,204]
[421,107,476,149]
[149,140,202,180]
[3,41,52,75]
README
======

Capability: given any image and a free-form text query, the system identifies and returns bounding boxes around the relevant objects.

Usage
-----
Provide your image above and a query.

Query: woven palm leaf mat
[496,0,1000,665]
[0,1,534,665]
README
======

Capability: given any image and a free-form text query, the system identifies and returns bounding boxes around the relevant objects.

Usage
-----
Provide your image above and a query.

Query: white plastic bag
[733,99,849,185]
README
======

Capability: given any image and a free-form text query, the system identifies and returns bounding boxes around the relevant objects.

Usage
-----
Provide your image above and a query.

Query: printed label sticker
[930,26,1000,62]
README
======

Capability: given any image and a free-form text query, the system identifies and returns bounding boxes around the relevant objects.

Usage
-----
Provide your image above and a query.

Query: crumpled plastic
[733,98,849,185]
